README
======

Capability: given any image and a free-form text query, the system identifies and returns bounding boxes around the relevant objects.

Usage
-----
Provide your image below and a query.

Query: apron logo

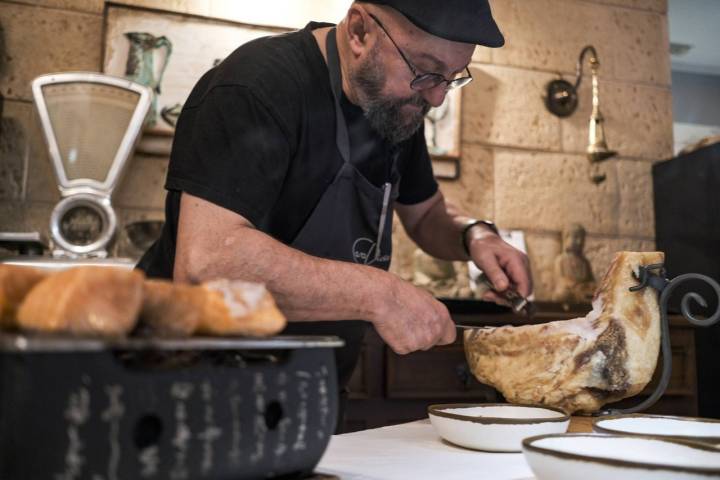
[352,237,390,265]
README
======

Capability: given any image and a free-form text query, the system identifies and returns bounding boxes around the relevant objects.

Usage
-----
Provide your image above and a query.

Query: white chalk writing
[55,387,91,480]
[227,381,243,466]
[101,385,124,480]
[170,383,193,480]
[198,382,222,474]
[249,373,267,464]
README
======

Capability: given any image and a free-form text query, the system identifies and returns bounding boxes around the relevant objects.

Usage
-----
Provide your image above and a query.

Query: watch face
[59,205,104,246]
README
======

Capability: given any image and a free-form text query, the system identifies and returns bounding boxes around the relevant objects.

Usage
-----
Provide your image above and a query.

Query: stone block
[589,0,667,14]
[114,155,169,210]
[489,0,669,87]
[561,80,673,161]
[0,3,103,101]
[0,99,31,201]
[617,158,655,237]
[6,0,103,14]
[524,231,562,301]
[493,149,620,236]
[437,144,494,220]
[584,235,656,282]
[607,7,670,86]
[490,0,618,79]
[462,65,562,151]
[209,0,345,29]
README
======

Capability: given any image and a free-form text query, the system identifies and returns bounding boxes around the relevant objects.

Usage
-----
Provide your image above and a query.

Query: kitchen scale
[1,72,152,269]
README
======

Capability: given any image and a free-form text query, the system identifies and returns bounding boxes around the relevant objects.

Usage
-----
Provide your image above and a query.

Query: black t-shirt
[138,22,438,278]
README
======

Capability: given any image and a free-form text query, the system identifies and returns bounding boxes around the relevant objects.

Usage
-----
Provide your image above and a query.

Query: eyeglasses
[368,13,473,92]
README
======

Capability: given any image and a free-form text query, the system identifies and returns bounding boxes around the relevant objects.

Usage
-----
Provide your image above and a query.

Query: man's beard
[353,48,431,145]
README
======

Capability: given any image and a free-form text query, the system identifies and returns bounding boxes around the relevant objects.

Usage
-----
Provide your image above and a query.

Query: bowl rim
[428,403,570,425]
[522,433,720,475]
[592,413,720,443]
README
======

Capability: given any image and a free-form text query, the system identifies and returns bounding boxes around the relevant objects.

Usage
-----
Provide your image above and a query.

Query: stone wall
[0,0,672,299]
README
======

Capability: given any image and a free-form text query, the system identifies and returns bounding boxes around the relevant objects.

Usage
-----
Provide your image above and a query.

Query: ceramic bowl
[523,433,720,480]
[427,403,570,452]
[593,414,720,446]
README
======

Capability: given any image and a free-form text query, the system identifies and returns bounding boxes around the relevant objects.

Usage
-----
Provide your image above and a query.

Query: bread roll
[0,264,48,330]
[139,278,286,338]
[139,279,204,337]
[17,267,144,337]
[198,279,286,337]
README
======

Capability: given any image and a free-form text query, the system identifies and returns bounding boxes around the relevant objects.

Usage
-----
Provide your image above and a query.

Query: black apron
[282,28,400,393]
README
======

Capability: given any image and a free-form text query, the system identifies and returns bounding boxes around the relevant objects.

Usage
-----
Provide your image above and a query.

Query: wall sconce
[545,46,616,183]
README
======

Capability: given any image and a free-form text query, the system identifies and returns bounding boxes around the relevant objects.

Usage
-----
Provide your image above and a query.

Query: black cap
[361,0,504,47]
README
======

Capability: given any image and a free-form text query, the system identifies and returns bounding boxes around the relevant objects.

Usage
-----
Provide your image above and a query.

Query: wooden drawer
[385,341,497,400]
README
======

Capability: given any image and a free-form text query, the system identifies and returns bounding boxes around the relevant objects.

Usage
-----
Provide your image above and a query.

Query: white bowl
[594,414,720,446]
[523,433,720,480]
[427,403,569,452]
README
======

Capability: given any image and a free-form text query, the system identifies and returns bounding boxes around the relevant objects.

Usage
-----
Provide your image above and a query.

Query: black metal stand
[597,263,720,416]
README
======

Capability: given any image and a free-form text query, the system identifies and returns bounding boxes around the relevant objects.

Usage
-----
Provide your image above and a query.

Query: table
[316,417,593,480]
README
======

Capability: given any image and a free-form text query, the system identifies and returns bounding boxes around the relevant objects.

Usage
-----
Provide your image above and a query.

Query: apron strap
[326,28,351,165]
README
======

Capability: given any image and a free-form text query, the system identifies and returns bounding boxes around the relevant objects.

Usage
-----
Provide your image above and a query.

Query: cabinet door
[385,342,498,400]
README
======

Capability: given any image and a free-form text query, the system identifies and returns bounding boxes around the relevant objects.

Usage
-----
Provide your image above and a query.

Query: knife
[472,271,535,318]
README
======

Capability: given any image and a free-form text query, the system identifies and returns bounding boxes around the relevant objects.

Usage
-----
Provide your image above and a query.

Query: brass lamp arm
[573,45,599,91]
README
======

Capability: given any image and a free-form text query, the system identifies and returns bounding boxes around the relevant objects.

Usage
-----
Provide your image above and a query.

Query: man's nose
[421,84,448,108]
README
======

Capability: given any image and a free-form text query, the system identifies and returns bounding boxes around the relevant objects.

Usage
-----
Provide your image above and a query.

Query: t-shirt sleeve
[396,125,439,205]
[165,85,292,227]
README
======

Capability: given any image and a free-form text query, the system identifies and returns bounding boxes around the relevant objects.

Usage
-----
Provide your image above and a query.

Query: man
[138,0,532,403]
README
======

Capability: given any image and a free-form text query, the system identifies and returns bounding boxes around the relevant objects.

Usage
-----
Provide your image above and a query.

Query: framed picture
[425,87,462,179]
[102,3,287,154]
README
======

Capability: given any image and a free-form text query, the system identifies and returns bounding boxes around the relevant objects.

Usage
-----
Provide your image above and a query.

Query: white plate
[428,403,569,452]
[523,433,720,480]
[594,414,720,445]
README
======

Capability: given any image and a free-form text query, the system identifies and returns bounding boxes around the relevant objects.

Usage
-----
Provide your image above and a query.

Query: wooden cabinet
[342,304,698,433]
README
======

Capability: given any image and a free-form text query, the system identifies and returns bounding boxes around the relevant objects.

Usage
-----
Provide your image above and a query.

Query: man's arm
[174,192,456,354]
[396,190,533,299]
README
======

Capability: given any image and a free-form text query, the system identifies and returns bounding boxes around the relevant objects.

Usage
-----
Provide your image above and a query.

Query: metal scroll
[599,263,720,415]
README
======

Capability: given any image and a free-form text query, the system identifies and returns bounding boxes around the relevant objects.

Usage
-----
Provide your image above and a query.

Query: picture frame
[424,87,462,179]
[101,3,287,154]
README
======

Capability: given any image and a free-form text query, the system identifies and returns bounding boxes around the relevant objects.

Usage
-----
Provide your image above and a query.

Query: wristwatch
[461,219,499,256]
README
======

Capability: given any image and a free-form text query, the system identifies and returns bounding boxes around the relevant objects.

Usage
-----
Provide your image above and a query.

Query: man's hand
[371,276,456,354]
[466,225,533,304]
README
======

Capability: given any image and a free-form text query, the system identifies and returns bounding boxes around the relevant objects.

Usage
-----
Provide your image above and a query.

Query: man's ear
[345,6,374,57]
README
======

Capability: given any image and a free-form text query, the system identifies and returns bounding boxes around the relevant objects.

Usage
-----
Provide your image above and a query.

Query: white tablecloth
[316,419,536,480]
